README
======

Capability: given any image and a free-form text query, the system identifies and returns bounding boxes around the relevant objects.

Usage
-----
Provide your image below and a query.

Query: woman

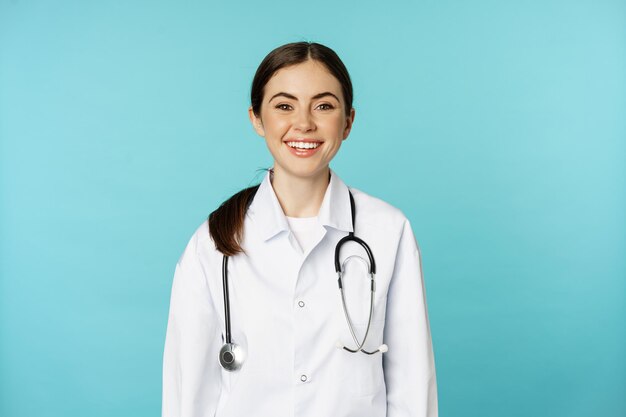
[162,41,438,417]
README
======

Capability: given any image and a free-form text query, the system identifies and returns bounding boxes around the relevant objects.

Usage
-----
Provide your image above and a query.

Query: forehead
[264,60,342,99]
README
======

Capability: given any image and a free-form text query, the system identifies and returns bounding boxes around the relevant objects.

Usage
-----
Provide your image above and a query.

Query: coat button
[298,300,305,308]
[300,374,308,382]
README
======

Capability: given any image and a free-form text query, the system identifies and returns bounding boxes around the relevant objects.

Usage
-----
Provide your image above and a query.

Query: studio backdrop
[0,1,624,416]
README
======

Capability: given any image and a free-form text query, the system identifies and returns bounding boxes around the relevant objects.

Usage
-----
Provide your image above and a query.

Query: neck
[270,166,330,217]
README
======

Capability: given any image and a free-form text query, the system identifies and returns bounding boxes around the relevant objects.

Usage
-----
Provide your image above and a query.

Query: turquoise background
[1,1,624,416]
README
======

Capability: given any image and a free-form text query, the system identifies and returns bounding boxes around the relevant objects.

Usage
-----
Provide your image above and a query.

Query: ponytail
[207,185,259,257]
[208,170,268,256]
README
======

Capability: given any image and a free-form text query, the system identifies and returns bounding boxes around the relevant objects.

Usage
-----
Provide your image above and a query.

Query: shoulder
[177,219,221,267]
[348,186,409,231]
[347,186,416,251]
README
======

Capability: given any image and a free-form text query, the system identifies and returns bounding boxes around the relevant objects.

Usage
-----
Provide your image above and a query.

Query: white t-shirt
[286,215,320,254]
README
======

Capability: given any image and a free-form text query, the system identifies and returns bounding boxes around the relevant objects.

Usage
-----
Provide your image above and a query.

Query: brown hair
[208,41,354,256]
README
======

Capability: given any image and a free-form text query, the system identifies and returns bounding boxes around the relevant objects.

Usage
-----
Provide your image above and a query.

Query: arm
[383,218,438,417]
[162,232,222,417]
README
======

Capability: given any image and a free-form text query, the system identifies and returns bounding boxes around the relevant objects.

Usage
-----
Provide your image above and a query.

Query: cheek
[262,114,289,135]
[328,114,347,132]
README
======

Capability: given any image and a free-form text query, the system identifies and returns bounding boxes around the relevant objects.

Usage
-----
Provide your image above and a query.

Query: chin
[291,166,329,179]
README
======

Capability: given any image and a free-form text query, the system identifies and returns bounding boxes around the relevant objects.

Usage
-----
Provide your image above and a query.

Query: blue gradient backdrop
[1,1,624,416]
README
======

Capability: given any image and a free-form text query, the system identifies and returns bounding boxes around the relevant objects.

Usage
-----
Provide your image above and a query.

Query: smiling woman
[162,42,438,417]
[248,59,354,187]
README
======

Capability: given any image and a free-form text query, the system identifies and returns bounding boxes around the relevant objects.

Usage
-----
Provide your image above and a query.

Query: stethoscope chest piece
[219,342,245,372]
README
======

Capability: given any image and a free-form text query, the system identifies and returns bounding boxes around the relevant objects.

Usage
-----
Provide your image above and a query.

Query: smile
[286,141,322,149]
[284,140,323,158]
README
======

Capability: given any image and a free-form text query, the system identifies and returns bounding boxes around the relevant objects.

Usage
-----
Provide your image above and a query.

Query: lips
[284,140,323,158]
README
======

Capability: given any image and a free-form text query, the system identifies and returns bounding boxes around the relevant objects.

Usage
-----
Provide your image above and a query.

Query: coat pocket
[338,321,386,397]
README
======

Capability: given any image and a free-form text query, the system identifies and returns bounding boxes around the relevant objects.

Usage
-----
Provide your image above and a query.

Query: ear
[248,106,265,137]
[342,107,356,140]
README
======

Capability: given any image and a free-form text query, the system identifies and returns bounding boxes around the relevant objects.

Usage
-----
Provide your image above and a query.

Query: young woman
[162,41,438,417]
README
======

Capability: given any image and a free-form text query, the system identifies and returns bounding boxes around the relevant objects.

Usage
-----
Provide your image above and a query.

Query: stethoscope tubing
[338,270,378,354]
[222,255,232,344]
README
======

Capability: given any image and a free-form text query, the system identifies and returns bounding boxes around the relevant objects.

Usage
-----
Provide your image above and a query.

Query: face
[249,59,355,180]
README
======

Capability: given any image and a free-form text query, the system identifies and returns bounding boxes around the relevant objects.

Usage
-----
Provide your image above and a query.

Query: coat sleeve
[383,218,438,417]
[162,231,222,417]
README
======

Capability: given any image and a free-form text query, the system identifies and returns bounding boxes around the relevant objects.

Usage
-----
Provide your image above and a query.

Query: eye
[317,103,335,111]
[275,104,292,111]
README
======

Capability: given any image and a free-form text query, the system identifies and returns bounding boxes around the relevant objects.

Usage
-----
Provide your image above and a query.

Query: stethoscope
[218,185,387,372]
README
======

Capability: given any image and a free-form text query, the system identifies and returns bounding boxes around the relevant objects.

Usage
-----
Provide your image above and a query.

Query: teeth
[287,141,321,149]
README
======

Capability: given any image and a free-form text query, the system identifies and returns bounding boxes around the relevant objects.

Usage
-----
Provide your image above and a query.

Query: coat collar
[247,168,354,242]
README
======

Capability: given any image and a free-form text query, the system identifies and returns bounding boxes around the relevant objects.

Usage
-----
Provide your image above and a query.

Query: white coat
[162,168,438,417]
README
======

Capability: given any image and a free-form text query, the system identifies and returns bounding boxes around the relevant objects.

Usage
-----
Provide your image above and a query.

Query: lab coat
[162,168,438,417]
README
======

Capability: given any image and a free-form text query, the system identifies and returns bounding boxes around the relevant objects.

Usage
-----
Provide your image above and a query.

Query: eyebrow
[268,91,340,103]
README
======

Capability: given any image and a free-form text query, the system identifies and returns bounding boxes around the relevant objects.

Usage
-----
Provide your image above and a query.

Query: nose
[294,108,315,131]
